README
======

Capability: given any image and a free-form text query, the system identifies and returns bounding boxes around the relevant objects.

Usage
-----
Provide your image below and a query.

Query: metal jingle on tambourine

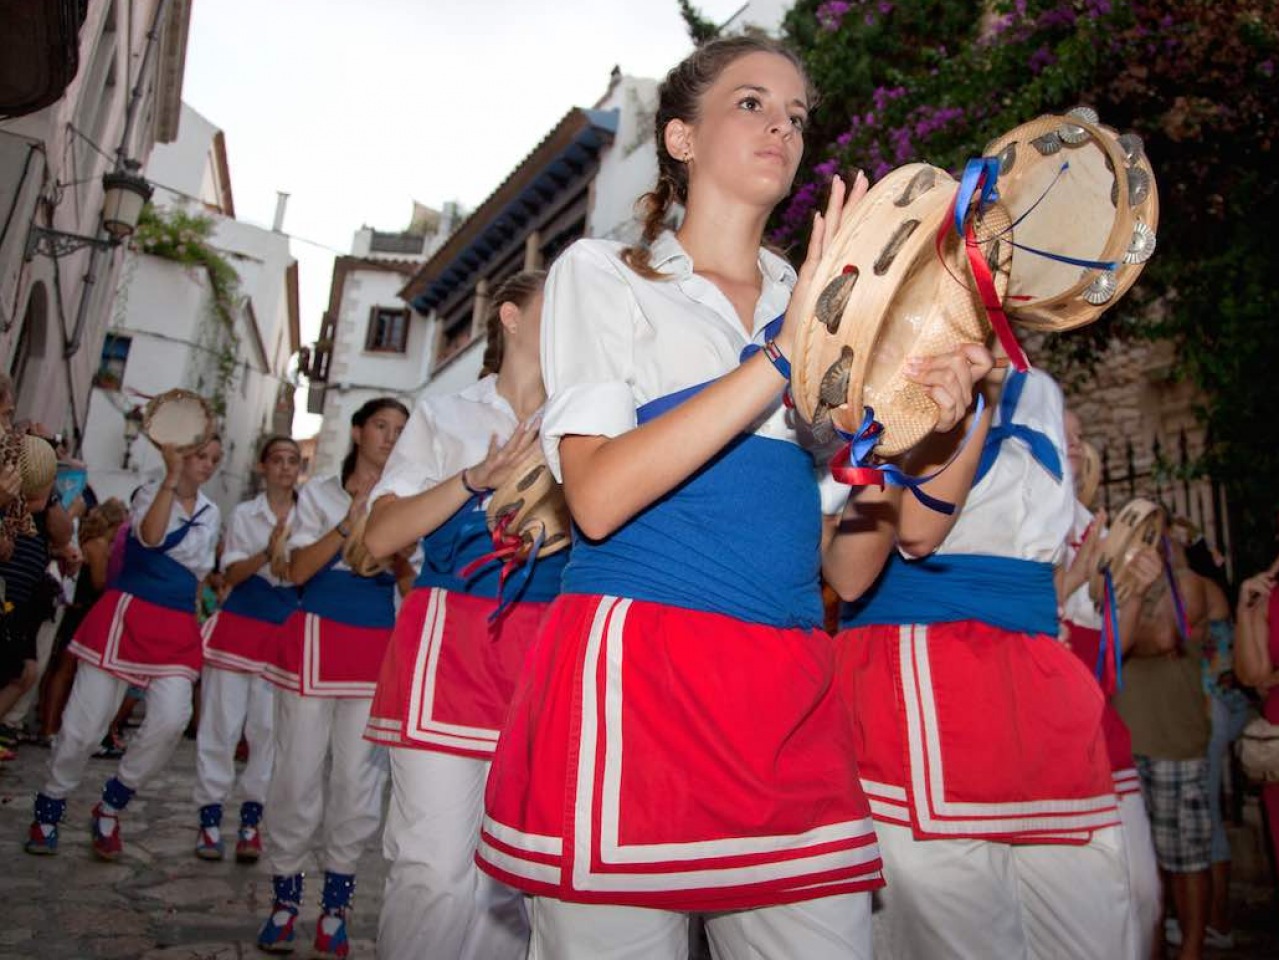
[814,269,859,334]
[1058,107,1099,147]
[1082,269,1118,305]
[1058,121,1091,145]
[1031,132,1063,156]
[1125,221,1157,264]
[1066,105,1101,126]
[1126,167,1151,206]
[1117,132,1145,166]
[995,142,1017,175]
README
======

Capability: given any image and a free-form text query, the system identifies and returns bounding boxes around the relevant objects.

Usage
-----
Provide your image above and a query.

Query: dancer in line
[192,435,302,863]
[832,369,1131,958]
[363,270,566,960]
[478,35,986,959]
[26,437,222,858]
[256,398,408,958]
[1059,409,1163,958]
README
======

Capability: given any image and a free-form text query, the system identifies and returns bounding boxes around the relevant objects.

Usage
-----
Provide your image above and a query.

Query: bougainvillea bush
[777,0,1278,572]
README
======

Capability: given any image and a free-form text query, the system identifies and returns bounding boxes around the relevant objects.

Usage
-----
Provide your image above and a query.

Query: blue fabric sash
[560,380,823,630]
[300,551,397,629]
[414,498,567,603]
[841,552,1059,637]
[111,506,210,613]
[973,370,1063,487]
[221,575,301,625]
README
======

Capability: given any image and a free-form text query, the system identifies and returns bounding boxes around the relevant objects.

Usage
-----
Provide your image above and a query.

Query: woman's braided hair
[620,35,811,280]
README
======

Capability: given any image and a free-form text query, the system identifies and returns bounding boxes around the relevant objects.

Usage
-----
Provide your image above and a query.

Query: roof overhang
[401,107,617,312]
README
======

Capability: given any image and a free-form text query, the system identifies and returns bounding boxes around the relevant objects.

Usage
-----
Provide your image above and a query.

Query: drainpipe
[62,0,170,454]
[63,0,169,361]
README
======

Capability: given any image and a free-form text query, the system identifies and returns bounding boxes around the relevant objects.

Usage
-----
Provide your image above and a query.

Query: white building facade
[303,3,784,447]
[0,0,192,446]
[81,103,300,517]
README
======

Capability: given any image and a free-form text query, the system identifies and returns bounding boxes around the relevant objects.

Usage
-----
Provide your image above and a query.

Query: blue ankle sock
[239,800,264,827]
[33,792,66,825]
[321,871,356,913]
[272,873,303,910]
[199,803,222,828]
[101,776,135,811]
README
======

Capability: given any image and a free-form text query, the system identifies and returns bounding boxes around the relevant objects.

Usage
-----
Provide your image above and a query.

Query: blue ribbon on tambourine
[1097,567,1124,691]
[828,396,985,516]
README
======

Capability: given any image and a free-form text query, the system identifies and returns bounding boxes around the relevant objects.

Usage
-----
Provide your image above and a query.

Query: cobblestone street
[2,732,1279,958]
[0,734,387,960]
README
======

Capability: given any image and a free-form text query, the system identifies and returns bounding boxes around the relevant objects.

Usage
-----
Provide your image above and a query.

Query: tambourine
[142,389,215,453]
[1076,440,1101,510]
[486,447,571,558]
[982,106,1159,332]
[1089,496,1164,604]
[790,163,1011,456]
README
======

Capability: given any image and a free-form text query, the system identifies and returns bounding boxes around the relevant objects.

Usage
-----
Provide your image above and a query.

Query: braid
[480,311,505,377]
[621,174,680,279]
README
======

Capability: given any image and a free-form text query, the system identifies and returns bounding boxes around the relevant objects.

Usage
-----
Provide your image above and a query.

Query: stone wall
[1027,330,1233,568]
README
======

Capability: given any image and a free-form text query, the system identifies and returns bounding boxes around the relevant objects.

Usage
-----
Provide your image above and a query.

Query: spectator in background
[0,427,76,754]
[1233,555,1279,891]
[1115,522,1220,960]
[36,498,128,742]
[1175,519,1251,948]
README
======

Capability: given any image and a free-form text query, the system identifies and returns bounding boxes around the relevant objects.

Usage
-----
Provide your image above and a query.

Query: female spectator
[0,437,75,751]
[1233,556,1279,884]
[35,498,129,742]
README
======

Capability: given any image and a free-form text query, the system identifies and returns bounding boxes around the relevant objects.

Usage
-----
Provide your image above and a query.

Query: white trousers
[43,663,193,800]
[528,893,872,960]
[873,821,1132,959]
[378,748,526,960]
[193,666,275,810]
[1119,791,1161,960]
[264,690,388,877]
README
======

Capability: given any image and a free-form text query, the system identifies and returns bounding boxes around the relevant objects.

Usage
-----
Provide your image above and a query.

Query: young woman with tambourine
[358,270,567,960]
[476,36,987,959]
[26,389,221,862]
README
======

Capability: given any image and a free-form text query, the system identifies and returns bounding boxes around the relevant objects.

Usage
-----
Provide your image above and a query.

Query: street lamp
[25,162,154,260]
[121,406,144,470]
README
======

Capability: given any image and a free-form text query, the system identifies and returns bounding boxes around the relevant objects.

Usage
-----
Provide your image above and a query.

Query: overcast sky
[182,0,750,435]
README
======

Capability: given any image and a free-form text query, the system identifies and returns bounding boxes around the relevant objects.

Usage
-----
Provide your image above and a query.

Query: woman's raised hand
[777,171,869,358]
[905,343,996,434]
[465,418,541,493]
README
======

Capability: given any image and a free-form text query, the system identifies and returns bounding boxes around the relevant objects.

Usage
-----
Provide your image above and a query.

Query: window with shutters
[364,307,409,353]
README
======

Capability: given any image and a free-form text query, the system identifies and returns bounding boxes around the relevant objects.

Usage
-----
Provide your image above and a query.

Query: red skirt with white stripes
[262,612,389,699]
[478,594,884,911]
[68,589,202,686]
[201,610,283,675]
[838,621,1119,844]
[1064,621,1139,794]
[364,587,548,757]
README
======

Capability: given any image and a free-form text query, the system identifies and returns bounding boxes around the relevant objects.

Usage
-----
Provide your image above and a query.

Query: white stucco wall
[309,267,425,478]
